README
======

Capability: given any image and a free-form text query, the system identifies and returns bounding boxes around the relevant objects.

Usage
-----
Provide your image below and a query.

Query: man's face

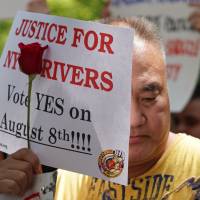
[173,99,200,138]
[129,38,170,167]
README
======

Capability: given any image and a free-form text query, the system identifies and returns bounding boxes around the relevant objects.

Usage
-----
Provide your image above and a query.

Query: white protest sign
[0,170,57,200]
[0,0,29,19]
[0,11,133,185]
[110,0,200,112]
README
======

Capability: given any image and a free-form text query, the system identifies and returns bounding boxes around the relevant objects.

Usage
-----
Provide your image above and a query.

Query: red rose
[18,42,48,75]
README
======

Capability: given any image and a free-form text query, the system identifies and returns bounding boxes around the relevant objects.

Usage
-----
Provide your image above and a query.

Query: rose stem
[27,75,33,149]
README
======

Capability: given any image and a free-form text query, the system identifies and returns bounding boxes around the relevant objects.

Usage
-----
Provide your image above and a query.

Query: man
[172,85,200,139]
[54,18,200,200]
[1,17,200,200]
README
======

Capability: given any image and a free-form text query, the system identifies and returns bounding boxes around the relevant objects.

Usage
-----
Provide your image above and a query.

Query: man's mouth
[129,135,148,144]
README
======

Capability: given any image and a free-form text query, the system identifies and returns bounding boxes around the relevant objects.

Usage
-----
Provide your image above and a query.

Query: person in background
[101,0,111,18]
[189,3,200,31]
[172,83,200,138]
[171,4,200,138]
[26,0,49,14]
[0,153,4,161]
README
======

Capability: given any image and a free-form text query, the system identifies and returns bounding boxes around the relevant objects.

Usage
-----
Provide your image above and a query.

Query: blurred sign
[0,0,29,19]
[110,1,200,112]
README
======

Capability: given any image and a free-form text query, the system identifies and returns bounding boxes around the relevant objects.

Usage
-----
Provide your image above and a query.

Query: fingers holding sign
[0,148,41,196]
[189,3,200,31]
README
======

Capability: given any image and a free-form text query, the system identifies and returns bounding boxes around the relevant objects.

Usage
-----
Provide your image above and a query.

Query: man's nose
[131,101,146,128]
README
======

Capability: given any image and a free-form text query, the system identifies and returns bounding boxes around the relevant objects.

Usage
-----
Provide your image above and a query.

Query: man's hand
[189,3,200,31]
[0,148,41,196]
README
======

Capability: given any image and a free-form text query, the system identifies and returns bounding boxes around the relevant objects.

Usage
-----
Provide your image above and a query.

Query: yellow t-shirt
[55,133,200,200]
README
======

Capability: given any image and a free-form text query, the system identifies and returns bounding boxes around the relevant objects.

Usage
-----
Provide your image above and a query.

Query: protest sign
[0,11,133,185]
[110,1,200,112]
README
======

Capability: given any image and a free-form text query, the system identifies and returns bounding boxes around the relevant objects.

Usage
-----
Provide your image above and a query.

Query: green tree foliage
[47,0,104,20]
[0,19,12,53]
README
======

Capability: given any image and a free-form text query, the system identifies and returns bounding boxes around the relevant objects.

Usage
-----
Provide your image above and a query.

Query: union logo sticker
[98,149,125,178]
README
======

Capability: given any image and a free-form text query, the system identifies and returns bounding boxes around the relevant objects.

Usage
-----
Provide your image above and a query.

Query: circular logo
[98,149,125,178]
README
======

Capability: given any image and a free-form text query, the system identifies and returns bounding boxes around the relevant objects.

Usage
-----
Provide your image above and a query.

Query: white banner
[0,11,133,185]
[110,1,200,112]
